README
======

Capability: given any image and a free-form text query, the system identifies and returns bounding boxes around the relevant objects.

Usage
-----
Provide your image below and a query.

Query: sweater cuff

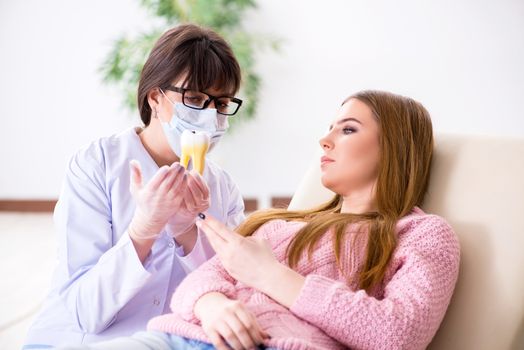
[171,280,238,324]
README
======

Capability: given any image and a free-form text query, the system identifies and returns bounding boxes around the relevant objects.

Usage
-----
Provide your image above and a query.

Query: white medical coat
[24,127,245,347]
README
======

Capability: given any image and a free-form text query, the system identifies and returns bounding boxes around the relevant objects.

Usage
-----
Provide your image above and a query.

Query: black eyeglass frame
[165,86,243,116]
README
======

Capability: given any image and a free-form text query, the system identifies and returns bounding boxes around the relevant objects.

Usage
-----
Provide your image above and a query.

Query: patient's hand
[194,292,269,350]
[196,215,278,291]
[197,215,306,308]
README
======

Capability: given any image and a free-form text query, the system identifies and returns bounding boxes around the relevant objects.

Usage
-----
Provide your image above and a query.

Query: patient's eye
[343,127,356,134]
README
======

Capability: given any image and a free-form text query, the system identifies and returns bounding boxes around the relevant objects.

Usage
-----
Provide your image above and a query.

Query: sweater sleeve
[289,215,460,350]
[169,254,237,324]
[169,220,281,324]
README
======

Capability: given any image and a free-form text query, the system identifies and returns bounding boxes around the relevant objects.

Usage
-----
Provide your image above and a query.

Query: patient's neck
[340,191,376,214]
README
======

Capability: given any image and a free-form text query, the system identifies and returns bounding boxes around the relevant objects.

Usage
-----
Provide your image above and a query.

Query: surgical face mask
[159,93,229,157]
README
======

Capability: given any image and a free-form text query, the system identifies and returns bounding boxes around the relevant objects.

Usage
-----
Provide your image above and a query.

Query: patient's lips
[321,155,334,167]
[180,130,210,175]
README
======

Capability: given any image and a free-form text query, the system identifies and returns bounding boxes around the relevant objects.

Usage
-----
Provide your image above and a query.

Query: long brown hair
[137,23,241,126]
[236,90,434,291]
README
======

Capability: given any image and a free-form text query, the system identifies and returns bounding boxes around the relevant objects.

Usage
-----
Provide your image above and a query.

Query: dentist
[24,24,245,349]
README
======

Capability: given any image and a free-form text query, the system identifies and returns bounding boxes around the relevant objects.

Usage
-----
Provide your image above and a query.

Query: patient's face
[319,98,380,198]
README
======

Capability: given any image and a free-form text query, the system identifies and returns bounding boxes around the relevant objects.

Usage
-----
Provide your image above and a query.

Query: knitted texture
[147,207,460,350]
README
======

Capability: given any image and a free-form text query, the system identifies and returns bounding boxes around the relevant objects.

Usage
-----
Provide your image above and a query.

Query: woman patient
[60,90,460,350]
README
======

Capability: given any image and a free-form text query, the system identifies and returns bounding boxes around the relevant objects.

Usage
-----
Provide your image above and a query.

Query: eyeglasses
[165,86,243,116]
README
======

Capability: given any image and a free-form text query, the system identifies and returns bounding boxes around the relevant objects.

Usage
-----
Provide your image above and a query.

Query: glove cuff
[165,215,197,238]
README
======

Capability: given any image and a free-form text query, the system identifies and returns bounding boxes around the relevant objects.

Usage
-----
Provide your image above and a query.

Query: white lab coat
[24,127,245,347]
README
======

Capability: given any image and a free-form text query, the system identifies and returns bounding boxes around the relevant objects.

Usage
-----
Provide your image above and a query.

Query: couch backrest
[288,134,524,350]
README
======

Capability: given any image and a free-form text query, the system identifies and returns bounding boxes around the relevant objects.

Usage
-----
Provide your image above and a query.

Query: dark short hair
[137,23,241,125]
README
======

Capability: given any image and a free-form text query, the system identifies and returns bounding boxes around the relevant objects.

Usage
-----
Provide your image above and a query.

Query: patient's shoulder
[397,209,459,257]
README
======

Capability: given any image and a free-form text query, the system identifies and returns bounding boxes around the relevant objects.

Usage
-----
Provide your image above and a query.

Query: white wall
[1,0,523,206]
[0,0,151,199]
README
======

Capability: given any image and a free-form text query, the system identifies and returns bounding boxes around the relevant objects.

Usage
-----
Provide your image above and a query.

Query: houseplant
[100,0,279,129]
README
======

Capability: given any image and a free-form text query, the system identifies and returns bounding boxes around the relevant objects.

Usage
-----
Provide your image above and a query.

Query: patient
[59,90,460,350]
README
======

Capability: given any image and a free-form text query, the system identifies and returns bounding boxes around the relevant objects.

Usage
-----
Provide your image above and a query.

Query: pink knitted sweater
[147,207,460,350]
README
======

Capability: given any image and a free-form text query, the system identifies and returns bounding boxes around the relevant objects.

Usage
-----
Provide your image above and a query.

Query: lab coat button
[153,298,160,306]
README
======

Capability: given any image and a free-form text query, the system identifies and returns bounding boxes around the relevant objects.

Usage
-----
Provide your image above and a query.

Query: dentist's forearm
[128,217,158,264]
[128,230,155,264]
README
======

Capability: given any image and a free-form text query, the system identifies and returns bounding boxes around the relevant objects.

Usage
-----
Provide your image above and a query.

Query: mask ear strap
[159,88,176,104]
[156,88,178,123]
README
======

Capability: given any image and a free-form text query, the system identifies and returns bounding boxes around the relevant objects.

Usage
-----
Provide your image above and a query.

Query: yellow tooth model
[180,130,210,175]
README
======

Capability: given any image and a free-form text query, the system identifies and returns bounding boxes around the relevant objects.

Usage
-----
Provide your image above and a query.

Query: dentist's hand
[165,170,210,238]
[128,160,187,240]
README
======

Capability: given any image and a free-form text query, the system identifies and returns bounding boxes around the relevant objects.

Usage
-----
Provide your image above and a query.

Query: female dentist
[23,23,245,349]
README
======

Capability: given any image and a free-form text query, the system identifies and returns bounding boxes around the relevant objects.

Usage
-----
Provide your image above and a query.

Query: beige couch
[288,134,524,350]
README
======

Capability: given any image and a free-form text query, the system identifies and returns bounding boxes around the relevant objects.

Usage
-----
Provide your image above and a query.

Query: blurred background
[1,0,523,348]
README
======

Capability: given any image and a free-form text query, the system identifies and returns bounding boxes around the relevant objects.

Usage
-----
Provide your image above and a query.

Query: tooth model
[180,130,210,175]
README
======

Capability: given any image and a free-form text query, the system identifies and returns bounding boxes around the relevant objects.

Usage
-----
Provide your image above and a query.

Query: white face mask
[159,92,229,157]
